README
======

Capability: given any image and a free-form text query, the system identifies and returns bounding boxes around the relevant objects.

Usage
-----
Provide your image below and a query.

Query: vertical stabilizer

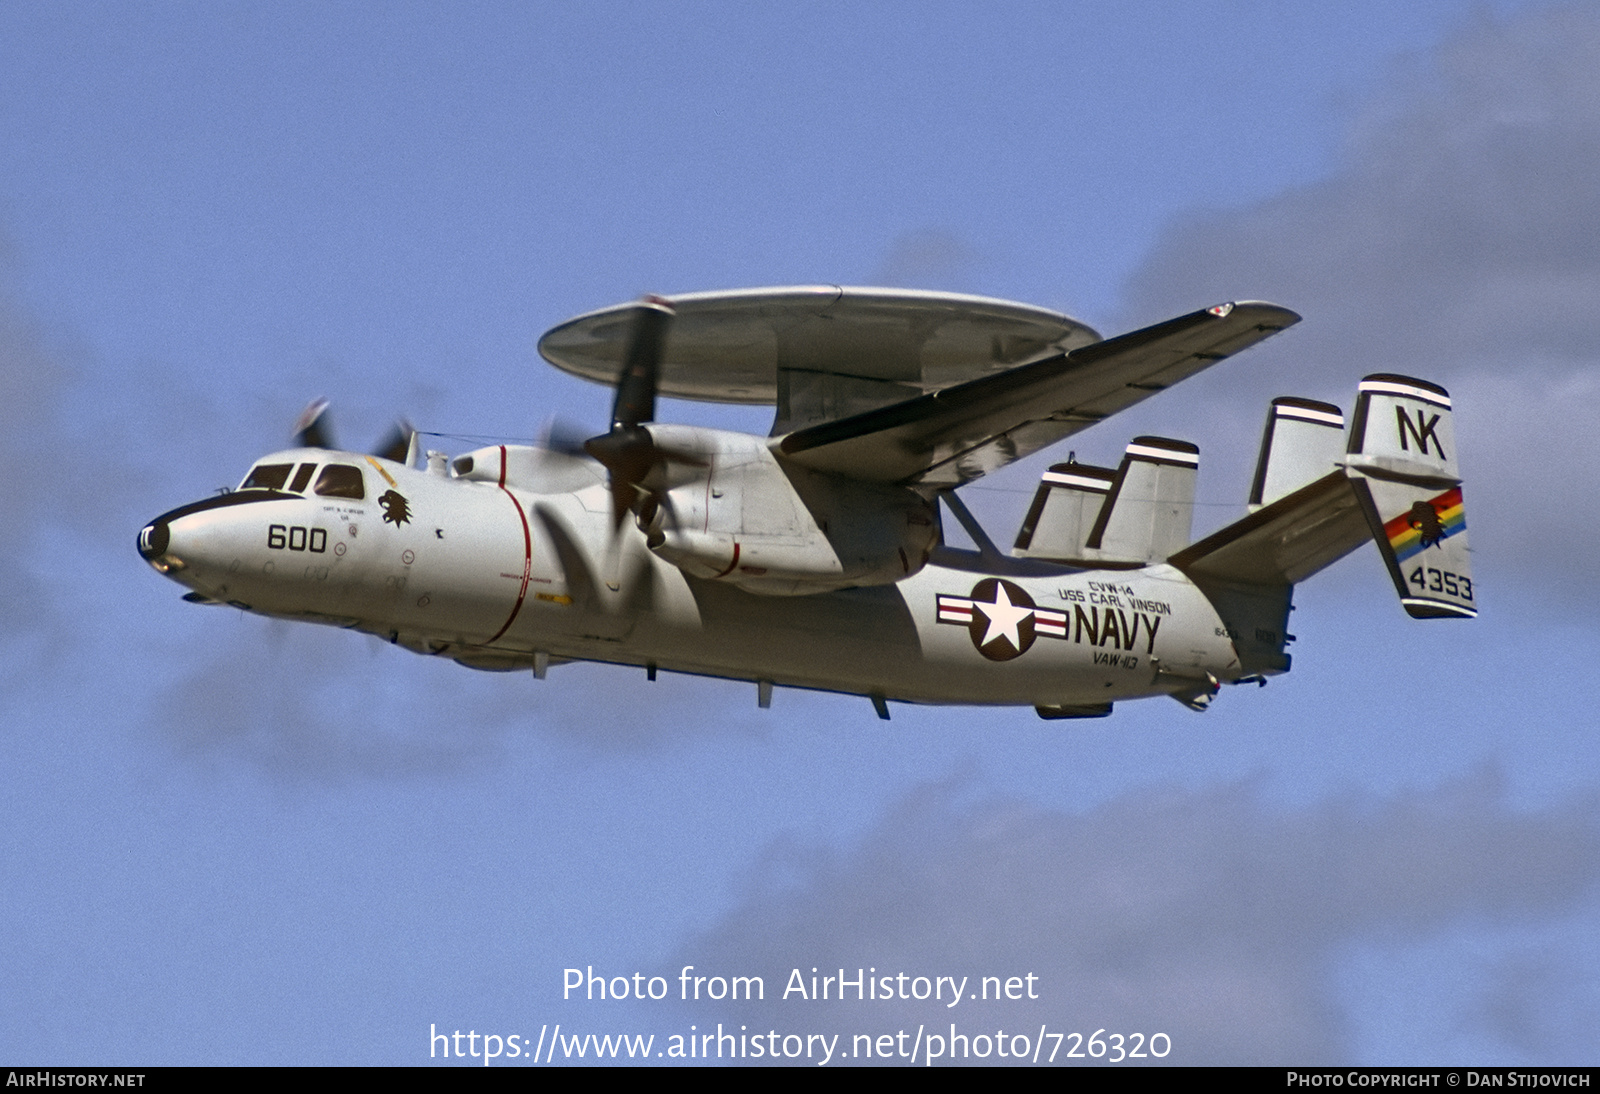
[1012,462,1116,561]
[1088,437,1199,563]
[1249,397,1345,511]
[1344,374,1475,619]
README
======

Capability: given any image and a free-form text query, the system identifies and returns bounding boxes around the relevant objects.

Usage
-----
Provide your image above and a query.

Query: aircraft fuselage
[139,445,1249,713]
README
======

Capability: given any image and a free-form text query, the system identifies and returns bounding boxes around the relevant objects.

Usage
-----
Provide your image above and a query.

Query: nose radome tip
[137,520,169,561]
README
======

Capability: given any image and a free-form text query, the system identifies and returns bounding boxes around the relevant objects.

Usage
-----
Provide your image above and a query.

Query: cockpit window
[289,463,317,493]
[313,464,366,499]
[241,463,292,491]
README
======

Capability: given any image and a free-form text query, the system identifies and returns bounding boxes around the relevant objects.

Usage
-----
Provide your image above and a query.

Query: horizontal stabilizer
[1170,470,1369,587]
[1167,471,1368,677]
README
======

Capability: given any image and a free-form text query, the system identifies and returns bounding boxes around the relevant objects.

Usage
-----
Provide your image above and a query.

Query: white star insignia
[974,583,1034,650]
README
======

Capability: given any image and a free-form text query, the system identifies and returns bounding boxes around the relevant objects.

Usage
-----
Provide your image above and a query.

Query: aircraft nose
[137,515,191,576]
[137,518,169,561]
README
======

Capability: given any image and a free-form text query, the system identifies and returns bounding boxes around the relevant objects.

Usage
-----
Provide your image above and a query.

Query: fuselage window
[289,463,317,493]
[314,464,366,500]
[241,463,292,491]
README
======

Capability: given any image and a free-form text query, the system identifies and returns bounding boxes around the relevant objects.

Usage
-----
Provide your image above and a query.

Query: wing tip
[1220,301,1303,328]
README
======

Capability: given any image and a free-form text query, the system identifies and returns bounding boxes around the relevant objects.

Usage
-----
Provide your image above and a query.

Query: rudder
[1344,374,1475,619]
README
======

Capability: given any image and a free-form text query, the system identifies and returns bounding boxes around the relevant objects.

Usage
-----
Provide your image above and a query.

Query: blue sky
[3,1,1598,1066]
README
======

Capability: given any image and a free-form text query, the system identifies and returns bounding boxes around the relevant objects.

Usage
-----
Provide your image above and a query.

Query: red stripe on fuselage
[486,444,534,644]
[711,541,741,579]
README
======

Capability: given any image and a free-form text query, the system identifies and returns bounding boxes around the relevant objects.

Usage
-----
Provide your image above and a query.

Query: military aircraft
[137,287,1473,719]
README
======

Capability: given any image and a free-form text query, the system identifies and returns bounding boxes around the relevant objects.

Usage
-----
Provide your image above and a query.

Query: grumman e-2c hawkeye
[137,287,1473,719]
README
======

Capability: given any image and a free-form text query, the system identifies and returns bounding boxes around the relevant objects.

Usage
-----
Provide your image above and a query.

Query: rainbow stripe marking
[1384,486,1465,562]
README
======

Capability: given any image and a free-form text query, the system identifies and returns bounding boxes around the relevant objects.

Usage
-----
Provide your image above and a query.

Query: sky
[3,0,1598,1067]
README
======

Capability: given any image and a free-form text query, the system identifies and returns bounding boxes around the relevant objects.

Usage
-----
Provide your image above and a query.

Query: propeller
[549,296,714,586]
[292,398,418,466]
[293,398,335,450]
[372,420,417,464]
[573,298,708,540]
[582,297,675,532]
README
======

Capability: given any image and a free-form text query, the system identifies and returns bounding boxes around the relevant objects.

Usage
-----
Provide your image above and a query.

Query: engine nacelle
[641,425,937,596]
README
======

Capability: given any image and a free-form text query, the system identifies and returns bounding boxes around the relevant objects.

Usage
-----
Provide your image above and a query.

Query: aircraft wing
[774,302,1300,487]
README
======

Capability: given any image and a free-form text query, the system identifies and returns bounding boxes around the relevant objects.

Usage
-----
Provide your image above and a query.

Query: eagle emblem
[1408,500,1444,550]
[379,489,412,527]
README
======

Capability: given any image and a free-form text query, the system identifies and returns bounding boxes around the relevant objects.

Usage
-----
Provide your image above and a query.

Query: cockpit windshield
[240,463,293,491]
[313,464,366,499]
[240,461,325,493]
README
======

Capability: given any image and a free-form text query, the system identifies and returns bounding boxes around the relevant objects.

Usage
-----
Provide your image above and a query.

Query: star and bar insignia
[936,578,1067,661]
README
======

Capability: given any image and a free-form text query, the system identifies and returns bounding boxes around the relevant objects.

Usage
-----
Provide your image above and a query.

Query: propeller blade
[573,297,709,551]
[372,420,415,464]
[583,427,657,531]
[609,297,674,430]
[293,398,335,449]
[539,416,597,458]
[580,297,678,534]
[636,490,681,548]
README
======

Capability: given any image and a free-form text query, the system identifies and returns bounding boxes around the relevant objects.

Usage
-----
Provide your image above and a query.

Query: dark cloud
[1118,6,1600,605]
[1125,6,1600,361]
[872,230,983,291]
[1468,947,1600,1059]
[672,771,1600,1065]
[0,257,72,659]
[149,612,764,779]
[153,621,512,780]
